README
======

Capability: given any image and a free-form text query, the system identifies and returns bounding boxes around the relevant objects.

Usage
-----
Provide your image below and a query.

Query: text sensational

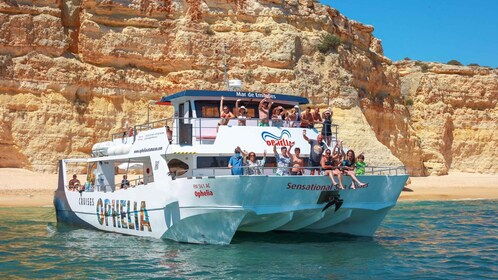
[287,183,334,191]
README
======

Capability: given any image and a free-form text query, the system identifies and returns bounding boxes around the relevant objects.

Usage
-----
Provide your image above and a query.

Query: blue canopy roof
[161,90,309,104]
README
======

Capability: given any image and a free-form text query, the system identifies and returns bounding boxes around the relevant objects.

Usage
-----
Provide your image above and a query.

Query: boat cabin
[160,90,310,145]
[65,89,340,192]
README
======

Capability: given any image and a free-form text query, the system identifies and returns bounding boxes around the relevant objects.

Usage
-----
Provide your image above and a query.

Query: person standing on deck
[228,147,245,175]
[321,108,333,146]
[258,93,273,126]
[287,107,298,127]
[303,130,326,175]
[218,96,235,131]
[299,107,314,128]
[288,146,305,175]
[235,99,249,126]
[244,150,267,175]
[121,175,130,189]
[273,142,293,176]
[312,107,322,127]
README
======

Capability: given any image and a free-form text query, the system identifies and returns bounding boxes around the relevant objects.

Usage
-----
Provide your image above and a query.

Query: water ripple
[0,200,497,279]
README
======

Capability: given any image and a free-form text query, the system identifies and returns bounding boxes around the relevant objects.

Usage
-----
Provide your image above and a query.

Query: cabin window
[197,156,230,168]
[195,101,220,118]
[167,158,189,176]
[195,101,259,118]
[196,156,281,168]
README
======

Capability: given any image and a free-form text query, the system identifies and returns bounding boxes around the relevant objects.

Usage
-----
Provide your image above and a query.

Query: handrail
[66,176,154,193]
[170,165,408,178]
[109,117,340,145]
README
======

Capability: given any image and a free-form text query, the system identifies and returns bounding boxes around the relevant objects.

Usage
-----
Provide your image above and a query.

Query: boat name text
[261,130,293,146]
[96,198,152,232]
[195,190,214,198]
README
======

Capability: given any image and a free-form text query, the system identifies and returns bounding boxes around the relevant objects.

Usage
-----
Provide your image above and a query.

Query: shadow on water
[232,230,373,244]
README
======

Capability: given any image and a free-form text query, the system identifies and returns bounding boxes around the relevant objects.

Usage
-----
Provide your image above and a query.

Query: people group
[68,173,145,191]
[220,93,368,189]
[68,174,81,191]
[217,93,335,129]
[227,132,368,190]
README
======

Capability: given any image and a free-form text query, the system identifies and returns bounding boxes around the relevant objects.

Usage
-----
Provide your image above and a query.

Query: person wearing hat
[236,99,248,126]
[258,93,273,126]
[228,146,245,175]
[287,106,299,127]
[321,107,333,146]
[271,106,286,127]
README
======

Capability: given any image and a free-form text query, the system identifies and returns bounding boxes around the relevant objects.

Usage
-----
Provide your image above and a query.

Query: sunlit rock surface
[0,0,495,175]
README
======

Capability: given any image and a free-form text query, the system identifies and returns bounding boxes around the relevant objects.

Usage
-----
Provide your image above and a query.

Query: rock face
[396,61,498,175]
[0,0,495,175]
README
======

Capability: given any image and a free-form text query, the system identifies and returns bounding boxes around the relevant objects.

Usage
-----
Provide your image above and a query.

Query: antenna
[223,43,229,90]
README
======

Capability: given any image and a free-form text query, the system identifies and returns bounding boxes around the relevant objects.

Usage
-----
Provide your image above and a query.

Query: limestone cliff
[0,0,495,175]
[396,61,497,175]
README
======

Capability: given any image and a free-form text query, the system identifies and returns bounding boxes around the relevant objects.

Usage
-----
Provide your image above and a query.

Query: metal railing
[65,175,154,193]
[170,165,408,178]
[108,117,339,146]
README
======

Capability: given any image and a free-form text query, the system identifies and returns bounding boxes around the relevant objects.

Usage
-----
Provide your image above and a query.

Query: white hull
[55,165,407,244]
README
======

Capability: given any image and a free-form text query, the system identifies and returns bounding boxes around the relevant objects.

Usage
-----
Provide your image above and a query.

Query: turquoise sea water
[0,200,497,279]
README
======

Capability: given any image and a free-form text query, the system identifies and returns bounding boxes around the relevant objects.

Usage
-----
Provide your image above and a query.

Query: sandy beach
[0,168,497,207]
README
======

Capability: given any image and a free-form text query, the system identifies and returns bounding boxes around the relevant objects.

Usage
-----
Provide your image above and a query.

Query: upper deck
[81,89,406,185]
[160,89,310,105]
[106,89,338,154]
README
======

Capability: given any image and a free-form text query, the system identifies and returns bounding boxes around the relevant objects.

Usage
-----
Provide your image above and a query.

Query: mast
[223,43,229,90]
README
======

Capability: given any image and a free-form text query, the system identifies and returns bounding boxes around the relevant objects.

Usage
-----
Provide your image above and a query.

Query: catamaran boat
[54,89,409,245]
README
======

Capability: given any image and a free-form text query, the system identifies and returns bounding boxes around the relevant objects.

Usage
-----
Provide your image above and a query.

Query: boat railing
[111,117,339,145]
[111,118,176,143]
[170,165,407,178]
[64,176,153,193]
[365,166,407,175]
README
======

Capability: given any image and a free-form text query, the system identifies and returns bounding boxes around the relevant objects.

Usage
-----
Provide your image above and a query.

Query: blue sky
[325,0,498,67]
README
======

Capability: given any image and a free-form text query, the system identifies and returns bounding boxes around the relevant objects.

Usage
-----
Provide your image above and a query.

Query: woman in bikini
[271,106,285,127]
[235,99,248,126]
[218,96,235,131]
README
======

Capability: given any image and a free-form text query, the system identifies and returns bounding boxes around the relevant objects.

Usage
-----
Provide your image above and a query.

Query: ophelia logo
[261,130,294,146]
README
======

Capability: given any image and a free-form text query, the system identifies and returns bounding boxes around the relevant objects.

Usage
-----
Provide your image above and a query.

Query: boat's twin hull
[54,174,408,244]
